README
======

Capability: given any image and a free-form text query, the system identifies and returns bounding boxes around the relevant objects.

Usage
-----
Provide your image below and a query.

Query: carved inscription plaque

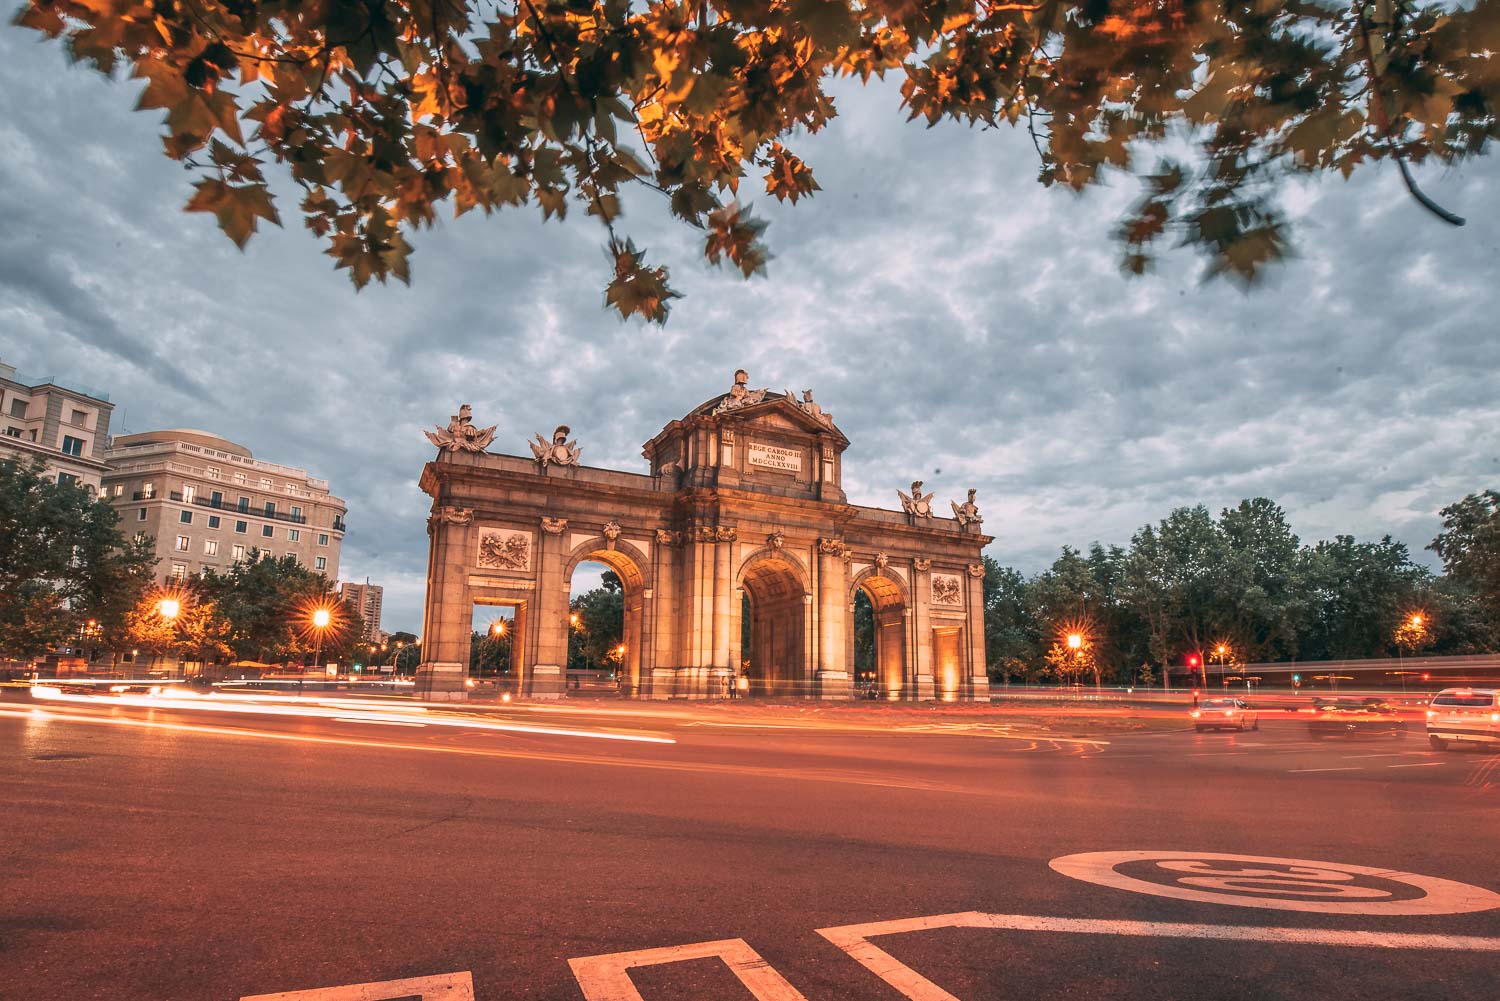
[747,442,801,472]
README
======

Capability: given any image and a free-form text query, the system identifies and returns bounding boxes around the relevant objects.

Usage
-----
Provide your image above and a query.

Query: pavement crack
[397,795,476,836]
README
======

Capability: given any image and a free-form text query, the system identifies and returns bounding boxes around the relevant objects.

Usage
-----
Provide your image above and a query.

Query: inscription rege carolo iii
[747,442,801,472]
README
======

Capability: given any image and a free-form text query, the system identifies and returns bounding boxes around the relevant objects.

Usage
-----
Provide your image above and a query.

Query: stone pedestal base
[966,676,991,702]
[529,664,564,700]
[817,669,852,700]
[650,668,677,700]
[912,673,936,701]
[415,661,467,702]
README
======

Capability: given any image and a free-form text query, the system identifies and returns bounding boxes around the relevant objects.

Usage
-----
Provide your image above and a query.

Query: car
[1307,697,1408,739]
[1426,688,1500,751]
[1192,698,1259,732]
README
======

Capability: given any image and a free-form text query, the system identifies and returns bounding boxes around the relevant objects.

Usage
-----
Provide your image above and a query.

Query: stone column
[965,566,990,702]
[816,543,850,699]
[528,527,567,700]
[416,511,470,701]
[911,577,934,700]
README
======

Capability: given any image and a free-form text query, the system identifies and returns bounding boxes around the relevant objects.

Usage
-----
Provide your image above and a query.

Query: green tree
[1299,534,1429,659]
[1214,498,1308,664]
[1122,505,1226,672]
[0,458,157,660]
[568,570,624,669]
[1429,490,1500,618]
[981,557,1039,683]
[124,585,235,675]
[470,620,514,676]
[15,0,1493,320]
[196,551,340,663]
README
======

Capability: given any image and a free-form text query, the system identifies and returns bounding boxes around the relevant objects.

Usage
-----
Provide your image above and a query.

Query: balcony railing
[168,491,309,525]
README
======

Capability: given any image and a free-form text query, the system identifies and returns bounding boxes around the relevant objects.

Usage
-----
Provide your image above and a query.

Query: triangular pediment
[716,393,849,444]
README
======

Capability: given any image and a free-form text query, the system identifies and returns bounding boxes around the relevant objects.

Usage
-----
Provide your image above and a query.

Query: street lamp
[311,607,331,676]
[1213,643,1230,691]
[157,598,182,677]
[1066,632,1083,688]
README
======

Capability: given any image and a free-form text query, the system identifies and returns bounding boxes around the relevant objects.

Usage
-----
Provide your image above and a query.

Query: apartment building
[0,360,115,492]
[102,429,347,586]
[337,581,385,642]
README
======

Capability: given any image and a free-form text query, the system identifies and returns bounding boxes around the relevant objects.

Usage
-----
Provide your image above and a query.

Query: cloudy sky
[3,25,1497,632]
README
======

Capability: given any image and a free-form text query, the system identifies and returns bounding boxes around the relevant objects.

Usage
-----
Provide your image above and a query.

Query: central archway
[738,550,811,697]
[851,569,908,700]
[562,538,651,697]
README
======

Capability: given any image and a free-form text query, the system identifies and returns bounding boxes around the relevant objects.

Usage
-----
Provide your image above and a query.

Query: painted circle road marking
[1049,851,1500,915]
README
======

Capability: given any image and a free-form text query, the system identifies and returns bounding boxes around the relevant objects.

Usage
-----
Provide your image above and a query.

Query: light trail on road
[26,685,676,745]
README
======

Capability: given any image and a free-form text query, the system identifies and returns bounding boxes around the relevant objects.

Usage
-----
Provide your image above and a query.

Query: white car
[1192,698,1259,732]
[1427,688,1500,751]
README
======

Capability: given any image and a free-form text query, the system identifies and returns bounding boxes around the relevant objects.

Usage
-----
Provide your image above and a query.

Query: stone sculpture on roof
[426,404,497,453]
[710,369,770,415]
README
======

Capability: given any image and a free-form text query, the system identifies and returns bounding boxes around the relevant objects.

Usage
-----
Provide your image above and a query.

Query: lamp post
[1067,632,1083,688]
[158,598,181,677]
[311,607,330,678]
[1213,643,1230,692]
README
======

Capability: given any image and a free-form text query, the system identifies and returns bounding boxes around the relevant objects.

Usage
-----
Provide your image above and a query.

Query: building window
[175,535,190,552]
[204,540,219,557]
[318,534,329,546]
[135,531,147,543]
[71,409,86,425]
[207,515,220,529]
[61,436,84,456]
[206,466,221,480]
[237,496,250,512]
[179,510,192,525]
[288,529,300,542]
[260,477,273,490]
[137,508,147,522]
[286,554,299,565]
[232,544,246,561]
[142,482,155,499]
[315,556,327,571]
[182,484,196,503]
[285,483,297,495]
[7,399,25,418]
[113,484,124,497]
[262,525,273,538]
[210,490,223,506]
[57,472,78,487]
[264,501,276,517]
[170,564,187,582]
[235,520,247,534]
[3,427,19,438]
[291,505,303,519]
[233,472,247,484]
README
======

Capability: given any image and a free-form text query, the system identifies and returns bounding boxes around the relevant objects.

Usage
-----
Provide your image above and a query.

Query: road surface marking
[1049,851,1500,915]
[569,938,808,1001]
[815,912,1500,1001]
[241,970,474,1000]
[1342,752,1431,759]
[1290,766,1363,772]
[1387,761,1445,768]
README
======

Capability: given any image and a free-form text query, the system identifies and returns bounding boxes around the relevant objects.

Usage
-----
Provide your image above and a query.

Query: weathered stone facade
[416,374,992,701]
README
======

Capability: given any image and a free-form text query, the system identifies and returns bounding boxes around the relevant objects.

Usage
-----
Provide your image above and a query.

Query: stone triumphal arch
[416,372,993,701]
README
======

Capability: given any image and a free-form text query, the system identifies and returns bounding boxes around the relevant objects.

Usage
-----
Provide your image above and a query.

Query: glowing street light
[310,606,332,675]
[1067,633,1082,650]
[158,598,181,620]
[1212,642,1232,690]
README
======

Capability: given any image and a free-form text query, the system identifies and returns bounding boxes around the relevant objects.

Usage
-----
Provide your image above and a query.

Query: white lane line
[330,717,427,727]
[817,912,1500,1001]
[569,938,808,1001]
[1341,752,1434,759]
[1290,766,1363,772]
[242,970,474,1000]
[1387,761,1446,768]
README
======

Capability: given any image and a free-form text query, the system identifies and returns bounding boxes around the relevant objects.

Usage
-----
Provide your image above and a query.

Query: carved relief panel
[476,528,533,573]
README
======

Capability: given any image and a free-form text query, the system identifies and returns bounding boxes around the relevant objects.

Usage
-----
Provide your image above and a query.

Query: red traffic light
[1422,672,1431,681]
[1187,655,1200,667]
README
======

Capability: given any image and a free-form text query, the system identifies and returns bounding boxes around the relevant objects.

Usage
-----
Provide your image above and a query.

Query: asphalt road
[2,688,1497,1001]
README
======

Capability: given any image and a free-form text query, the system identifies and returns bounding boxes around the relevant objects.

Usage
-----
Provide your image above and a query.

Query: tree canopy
[16,0,1495,320]
[0,458,157,660]
[983,490,1500,684]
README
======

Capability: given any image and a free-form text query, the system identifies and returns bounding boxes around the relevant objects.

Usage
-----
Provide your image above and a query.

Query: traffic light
[1422,672,1431,682]
[1187,655,1200,668]
[1292,673,1300,683]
